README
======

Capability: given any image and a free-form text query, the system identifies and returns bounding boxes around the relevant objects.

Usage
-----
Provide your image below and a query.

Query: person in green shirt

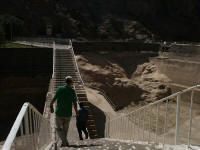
[50,76,78,147]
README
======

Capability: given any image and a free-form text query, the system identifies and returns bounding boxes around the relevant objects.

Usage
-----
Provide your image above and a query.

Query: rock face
[1,0,200,41]
[76,50,171,110]
[76,55,145,108]
[132,62,172,104]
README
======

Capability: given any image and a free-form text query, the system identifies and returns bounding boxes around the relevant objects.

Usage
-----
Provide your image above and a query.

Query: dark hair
[65,76,73,84]
[79,102,84,108]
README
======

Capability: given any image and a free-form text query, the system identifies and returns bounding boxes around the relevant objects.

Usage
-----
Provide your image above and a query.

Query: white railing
[52,41,56,79]
[69,39,84,86]
[2,102,51,150]
[91,87,119,111]
[105,85,200,149]
[14,37,70,45]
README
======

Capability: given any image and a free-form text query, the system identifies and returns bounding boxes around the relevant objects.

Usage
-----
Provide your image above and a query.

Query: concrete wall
[152,58,200,86]
[151,44,200,103]
[73,42,160,52]
[0,48,53,75]
[0,48,53,141]
[164,44,200,61]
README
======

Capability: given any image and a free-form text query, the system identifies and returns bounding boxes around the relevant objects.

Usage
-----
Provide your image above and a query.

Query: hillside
[76,50,172,109]
[1,0,200,41]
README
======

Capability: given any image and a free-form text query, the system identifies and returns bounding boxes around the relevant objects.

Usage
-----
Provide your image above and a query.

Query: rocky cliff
[1,0,200,41]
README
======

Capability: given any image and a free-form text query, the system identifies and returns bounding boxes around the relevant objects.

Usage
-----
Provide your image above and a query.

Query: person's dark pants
[76,121,88,140]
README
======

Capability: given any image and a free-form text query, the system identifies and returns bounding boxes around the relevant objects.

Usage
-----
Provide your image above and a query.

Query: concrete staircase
[53,47,98,139]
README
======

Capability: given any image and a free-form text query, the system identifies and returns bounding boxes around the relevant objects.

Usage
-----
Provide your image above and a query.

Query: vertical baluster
[36,113,39,149]
[112,121,114,139]
[155,104,160,143]
[20,122,24,148]
[108,117,110,138]
[133,113,136,141]
[28,109,34,150]
[113,120,115,139]
[126,117,129,140]
[24,110,30,148]
[188,90,194,148]
[110,121,112,138]
[105,117,108,138]
[129,117,132,140]
[29,109,33,134]
[175,95,181,145]
[128,116,131,140]
[148,107,152,143]
[143,109,146,141]
[121,117,124,139]
[32,112,36,149]
[115,119,117,139]
[138,111,141,141]
[163,100,169,149]
[130,115,133,141]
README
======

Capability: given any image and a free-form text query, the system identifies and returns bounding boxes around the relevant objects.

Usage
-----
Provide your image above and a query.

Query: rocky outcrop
[76,50,171,110]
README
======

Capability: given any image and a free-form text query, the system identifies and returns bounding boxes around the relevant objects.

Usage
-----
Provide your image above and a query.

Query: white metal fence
[105,85,200,149]
[14,37,70,45]
[69,39,84,86]
[91,87,119,111]
[2,103,51,150]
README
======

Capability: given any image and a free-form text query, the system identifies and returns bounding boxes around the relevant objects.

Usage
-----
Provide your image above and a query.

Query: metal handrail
[111,85,200,122]
[69,39,84,86]
[2,102,51,150]
[52,41,56,78]
[106,84,200,149]
[90,87,118,111]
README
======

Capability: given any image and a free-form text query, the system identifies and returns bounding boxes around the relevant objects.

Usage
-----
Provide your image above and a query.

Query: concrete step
[54,76,79,78]
[87,126,96,131]
[77,93,86,96]
[54,72,77,74]
[75,89,85,91]
[54,64,75,66]
[55,57,74,59]
[54,68,77,70]
[87,120,95,125]
[76,89,86,92]
[77,96,87,99]
[54,64,76,66]
[54,73,79,75]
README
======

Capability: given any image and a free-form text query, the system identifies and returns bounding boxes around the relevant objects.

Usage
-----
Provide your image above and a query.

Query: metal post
[20,123,24,136]
[148,107,152,143]
[138,111,141,141]
[143,109,146,140]
[52,41,56,79]
[20,123,24,147]
[133,114,136,141]
[175,95,181,145]
[29,109,33,134]
[155,104,159,143]
[24,110,30,149]
[24,111,29,135]
[163,100,169,149]
[32,112,36,148]
[188,90,194,147]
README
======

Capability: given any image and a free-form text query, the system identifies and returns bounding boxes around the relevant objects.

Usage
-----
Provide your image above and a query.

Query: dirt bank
[76,50,172,111]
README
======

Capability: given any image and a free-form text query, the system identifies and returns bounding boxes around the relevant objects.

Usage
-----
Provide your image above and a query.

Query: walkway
[61,138,164,150]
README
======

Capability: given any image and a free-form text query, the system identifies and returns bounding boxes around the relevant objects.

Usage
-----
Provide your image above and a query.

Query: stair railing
[69,39,84,86]
[91,87,119,111]
[2,102,51,150]
[52,41,56,79]
[105,85,200,149]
